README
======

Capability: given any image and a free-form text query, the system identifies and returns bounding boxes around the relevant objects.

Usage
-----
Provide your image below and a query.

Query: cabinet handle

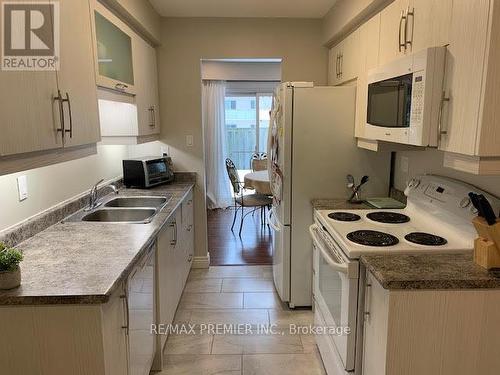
[186,224,193,232]
[120,293,130,335]
[188,254,193,262]
[339,53,343,78]
[148,106,155,128]
[364,283,372,322]
[398,10,407,52]
[438,90,451,136]
[405,7,414,50]
[170,221,177,246]
[115,83,128,91]
[54,90,65,141]
[63,92,73,139]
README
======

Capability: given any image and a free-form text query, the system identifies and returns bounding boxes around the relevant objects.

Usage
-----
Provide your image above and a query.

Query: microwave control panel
[410,73,425,125]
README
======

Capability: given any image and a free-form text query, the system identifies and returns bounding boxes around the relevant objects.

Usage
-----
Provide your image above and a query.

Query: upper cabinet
[328,29,360,86]
[92,1,161,144]
[355,14,381,140]
[378,0,452,65]
[93,4,136,95]
[439,0,500,174]
[0,0,100,157]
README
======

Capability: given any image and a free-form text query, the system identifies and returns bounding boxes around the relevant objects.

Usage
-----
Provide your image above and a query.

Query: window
[224,93,273,170]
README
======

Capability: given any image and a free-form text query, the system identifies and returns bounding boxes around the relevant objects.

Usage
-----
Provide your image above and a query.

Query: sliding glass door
[224,93,273,170]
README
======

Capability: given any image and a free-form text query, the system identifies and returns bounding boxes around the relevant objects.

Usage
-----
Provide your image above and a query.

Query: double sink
[67,195,172,224]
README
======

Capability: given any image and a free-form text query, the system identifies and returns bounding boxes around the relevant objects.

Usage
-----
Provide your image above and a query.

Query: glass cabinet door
[94,11,134,88]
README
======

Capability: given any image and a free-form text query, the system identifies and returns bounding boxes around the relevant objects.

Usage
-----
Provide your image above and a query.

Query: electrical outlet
[400,156,409,173]
[186,135,194,147]
[17,175,28,201]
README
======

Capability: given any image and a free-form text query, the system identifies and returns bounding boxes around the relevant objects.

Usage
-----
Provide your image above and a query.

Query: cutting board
[366,197,406,209]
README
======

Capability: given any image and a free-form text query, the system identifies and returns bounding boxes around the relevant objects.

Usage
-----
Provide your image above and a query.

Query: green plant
[0,243,23,272]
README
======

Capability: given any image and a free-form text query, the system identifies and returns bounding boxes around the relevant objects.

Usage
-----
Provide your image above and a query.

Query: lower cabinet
[153,190,195,370]
[362,271,500,375]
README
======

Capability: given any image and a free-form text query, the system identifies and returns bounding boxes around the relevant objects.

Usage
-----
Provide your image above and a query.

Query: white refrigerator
[267,82,391,307]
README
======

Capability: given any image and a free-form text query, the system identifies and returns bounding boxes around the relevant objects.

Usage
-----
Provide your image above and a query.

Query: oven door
[310,224,359,372]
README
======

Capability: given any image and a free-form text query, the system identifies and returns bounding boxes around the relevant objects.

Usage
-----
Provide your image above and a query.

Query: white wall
[0,145,128,231]
[394,149,500,197]
[157,17,328,258]
[201,61,282,81]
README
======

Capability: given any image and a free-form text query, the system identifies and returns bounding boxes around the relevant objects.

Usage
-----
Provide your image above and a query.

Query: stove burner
[366,211,410,224]
[328,212,361,222]
[405,232,448,246]
[347,230,399,247]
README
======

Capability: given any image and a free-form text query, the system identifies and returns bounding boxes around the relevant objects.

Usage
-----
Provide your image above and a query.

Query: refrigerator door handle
[267,207,281,232]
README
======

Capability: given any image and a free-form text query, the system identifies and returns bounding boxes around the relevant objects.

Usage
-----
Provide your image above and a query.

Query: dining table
[244,170,271,195]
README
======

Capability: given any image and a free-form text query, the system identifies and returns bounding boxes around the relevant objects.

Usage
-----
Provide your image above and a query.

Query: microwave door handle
[309,225,348,274]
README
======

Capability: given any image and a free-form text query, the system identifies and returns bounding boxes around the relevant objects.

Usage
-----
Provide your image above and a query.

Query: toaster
[122,156,174,188]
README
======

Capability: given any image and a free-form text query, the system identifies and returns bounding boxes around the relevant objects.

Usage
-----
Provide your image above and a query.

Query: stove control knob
[459,197,471,208]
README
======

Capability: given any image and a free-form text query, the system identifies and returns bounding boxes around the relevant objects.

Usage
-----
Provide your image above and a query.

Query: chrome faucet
[85,179,119,211]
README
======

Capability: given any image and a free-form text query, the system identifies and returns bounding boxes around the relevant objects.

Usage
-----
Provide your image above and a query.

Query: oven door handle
[309,225,348,274]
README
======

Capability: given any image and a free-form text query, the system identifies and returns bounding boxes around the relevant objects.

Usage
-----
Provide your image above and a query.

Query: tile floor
[157,265,326,375]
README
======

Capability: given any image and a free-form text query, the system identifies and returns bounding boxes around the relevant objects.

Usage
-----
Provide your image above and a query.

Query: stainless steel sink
[81,208,157,223]
[104,196,169,208]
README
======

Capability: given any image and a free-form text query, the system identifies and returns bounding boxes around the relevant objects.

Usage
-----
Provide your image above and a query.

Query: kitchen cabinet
[93,1,161,144]
[328,29,360,86]
[0,0,100,156]
[93,2,136,95]
[439,0,500,174]
[153,191,194,369]
[362,270,500,375]
[355,14,381,139]
[57,0,101,148]
[133,34,161,136]
[378,0,451,65]
[378,0,408,65]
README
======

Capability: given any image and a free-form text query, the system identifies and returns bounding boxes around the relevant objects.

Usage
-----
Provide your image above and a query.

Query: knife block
[472,217,500,269]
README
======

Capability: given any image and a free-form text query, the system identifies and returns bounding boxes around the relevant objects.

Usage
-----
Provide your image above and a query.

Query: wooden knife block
[473,217,500,269]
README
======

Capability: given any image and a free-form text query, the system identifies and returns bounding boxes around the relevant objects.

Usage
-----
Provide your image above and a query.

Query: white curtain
[202,80,233,209]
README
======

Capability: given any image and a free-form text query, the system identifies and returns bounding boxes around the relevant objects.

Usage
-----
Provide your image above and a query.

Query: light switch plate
[186,135,194,147]
[17,175,28,201]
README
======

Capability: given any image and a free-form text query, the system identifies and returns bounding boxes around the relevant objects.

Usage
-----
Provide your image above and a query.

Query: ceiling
[149,0,338,18]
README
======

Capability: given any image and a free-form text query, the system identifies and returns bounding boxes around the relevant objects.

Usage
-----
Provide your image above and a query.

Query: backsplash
[394,149,500,198]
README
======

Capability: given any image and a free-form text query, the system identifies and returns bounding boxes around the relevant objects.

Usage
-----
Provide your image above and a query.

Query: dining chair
[225,158,272,236]
[251,152,268,172]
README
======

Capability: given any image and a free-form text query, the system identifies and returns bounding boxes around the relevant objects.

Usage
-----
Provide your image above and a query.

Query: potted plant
[0,242,23,290]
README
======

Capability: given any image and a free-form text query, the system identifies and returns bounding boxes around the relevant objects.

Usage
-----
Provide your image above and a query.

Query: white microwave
[365,47,446,147]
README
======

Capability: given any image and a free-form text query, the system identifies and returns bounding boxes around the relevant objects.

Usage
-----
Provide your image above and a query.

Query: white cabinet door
[156,218,176,350]
[438,0,490,155]
[362,272,390,375]
[328,42,343,85]
[57,0,101,148]
[328,31,360,86]
[134,35,160,136]
[341,29,360,83]
[355,14,380,138]
[0,0,61,156]
[407,0,452,53]
[379,0,408,65]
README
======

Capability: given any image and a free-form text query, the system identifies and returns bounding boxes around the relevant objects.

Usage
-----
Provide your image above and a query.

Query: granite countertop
[361,253,500,290]
[0,182,194,305]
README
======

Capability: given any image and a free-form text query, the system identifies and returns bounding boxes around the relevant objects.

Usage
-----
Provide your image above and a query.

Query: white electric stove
[310,175,500,375]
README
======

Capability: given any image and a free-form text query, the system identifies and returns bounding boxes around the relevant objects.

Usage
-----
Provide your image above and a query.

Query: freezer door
[268,208,290,302]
